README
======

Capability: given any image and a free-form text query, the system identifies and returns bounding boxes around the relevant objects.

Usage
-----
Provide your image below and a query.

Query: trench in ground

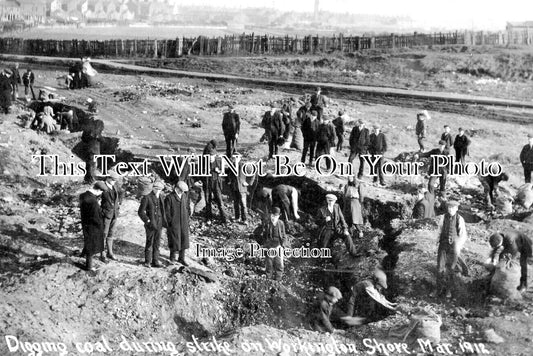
[55,104,417,335]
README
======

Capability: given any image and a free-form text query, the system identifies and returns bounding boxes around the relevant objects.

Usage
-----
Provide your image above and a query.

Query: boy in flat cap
[262,207,287,281]
[433,200,467,298]
[138,180,166,267]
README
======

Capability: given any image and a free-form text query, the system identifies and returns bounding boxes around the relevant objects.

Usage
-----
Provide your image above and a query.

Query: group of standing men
[0,64,36,113]
[79,172,122,270]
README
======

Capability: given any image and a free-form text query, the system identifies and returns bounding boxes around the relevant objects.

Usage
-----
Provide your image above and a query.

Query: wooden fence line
[0,30,532,58]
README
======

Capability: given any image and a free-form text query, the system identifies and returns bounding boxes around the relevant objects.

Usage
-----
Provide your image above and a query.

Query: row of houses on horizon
[0,0,180,24]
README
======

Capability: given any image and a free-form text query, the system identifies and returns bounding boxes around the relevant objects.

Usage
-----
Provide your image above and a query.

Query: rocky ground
[137,45,533,102]
[0,56,533,356]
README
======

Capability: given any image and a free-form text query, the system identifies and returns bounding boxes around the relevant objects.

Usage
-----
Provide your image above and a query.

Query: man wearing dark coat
[488,230,533,292]
[0,70,12,114]
[229,154,249,224]
[262,107,285,159]
[520,134,533,183]
[222,105,240,157]
[318,194,357,256]
[310,87,327,120]
[369,124,387,186]
[138,181,166,268]
[82,120,104,184]
[205,154,228,223]
[80,182,106,271]
[315,117,336,171]
[479,172,509,208]
[301,110,320,165]
[165,181,191,266]
[22,68,36,100]
[101,171,122,262]
[10,63,21,100]
[453,128,471,164]
[348,120,370,179]
[332,111,346,152]
[296,101,312,125]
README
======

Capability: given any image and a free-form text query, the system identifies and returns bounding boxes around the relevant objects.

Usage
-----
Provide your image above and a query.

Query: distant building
[0,0,21,21]
[18,0,47,23]
[46,0,61,17]
[506,21,533,45]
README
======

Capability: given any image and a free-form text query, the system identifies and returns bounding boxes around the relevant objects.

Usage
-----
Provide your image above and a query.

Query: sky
[179,0,533,30]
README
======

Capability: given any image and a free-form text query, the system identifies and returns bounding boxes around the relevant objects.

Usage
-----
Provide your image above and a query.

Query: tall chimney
[314,0,319,21]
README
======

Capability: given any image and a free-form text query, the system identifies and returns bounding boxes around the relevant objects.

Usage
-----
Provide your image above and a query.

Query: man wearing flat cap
[348,119,370,179]
[520,133,533,183]
[318,194,357,256]
[433,200,467,299]
[415,140,449,195]
[310,286,342,333]
[165,181,190,266]
[369,124,388,186]
[138,180,166,268]
[100,170,122,262]
[487,230,533,292]
[80,182,107,271]
[222,105,240,157]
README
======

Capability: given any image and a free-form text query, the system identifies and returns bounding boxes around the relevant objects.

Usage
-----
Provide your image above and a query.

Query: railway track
[2,53,533,123]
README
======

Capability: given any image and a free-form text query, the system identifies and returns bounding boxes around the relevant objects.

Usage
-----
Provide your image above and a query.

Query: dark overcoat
[165,191,190,251]
[79,191,104,255]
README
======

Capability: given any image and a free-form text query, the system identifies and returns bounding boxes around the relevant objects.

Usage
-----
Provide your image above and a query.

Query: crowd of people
[74,85,533,332]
